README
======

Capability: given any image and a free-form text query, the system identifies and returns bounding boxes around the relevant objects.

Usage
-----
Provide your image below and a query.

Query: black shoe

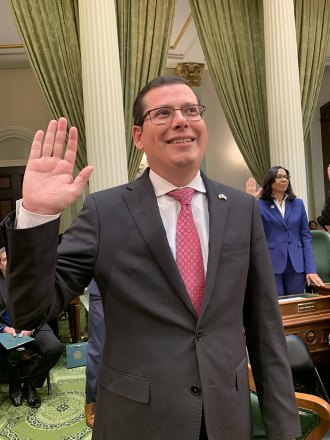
[23,383,41,408]
[9,381,22,407]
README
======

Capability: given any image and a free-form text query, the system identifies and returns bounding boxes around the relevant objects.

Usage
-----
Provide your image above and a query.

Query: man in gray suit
[2,76,300,439]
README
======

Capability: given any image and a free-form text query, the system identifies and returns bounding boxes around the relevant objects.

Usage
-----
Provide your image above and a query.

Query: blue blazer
[258,197,316,275]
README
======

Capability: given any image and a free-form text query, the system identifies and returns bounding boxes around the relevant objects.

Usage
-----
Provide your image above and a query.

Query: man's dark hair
[133,76,198,126]
[260,165,296,201]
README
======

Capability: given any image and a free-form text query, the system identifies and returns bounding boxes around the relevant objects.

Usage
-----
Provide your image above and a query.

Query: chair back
[310,230,330,282]
[285,334,330,403]
[285,334,315,372]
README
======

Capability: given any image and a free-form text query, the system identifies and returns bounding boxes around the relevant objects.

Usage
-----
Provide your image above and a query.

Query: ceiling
[0,0,329,71]
[0,0,206,70]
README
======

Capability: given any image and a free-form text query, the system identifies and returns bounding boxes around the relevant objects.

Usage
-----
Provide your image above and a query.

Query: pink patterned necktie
[168,188,205,316]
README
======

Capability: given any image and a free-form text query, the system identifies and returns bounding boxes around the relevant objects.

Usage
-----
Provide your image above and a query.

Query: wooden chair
[249,364,330,439]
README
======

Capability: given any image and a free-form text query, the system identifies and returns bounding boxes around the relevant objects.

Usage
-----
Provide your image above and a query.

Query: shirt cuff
[16,199,60,229]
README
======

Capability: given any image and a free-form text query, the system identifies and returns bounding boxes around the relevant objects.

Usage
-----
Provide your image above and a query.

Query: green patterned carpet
[0,311,91,440]
[0,355,92,440]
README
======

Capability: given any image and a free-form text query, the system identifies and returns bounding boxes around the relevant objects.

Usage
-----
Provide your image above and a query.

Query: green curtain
[294,0,330,139]
[9,0,87,172]
[189,0,270,184]
[115,0,175,181]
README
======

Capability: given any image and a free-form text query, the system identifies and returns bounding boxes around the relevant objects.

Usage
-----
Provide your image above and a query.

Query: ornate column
[78,0,128,193]
[263,0,308,208]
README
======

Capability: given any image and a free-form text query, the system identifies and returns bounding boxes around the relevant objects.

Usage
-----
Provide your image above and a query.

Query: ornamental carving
[175,62,205,87]
[305,330,317,345]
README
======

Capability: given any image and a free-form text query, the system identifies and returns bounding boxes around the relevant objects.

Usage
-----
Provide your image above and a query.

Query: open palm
[23,118,93,215]
[245,177,263,198]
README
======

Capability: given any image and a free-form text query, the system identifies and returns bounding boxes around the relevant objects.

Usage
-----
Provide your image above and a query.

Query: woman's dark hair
[260,165,296,201]
[132,76,199,126]
[317,215,327,231]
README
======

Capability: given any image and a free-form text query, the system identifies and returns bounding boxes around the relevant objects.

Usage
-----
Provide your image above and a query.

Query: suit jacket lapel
[122,171,196,316]
[267,200,288,229]
[199,175,229,317]
[284,199,293,223]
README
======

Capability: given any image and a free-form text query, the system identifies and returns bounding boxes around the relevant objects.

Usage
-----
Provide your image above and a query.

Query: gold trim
[169,14,192,50]
[175,62,204,87]
[0,44,24,49]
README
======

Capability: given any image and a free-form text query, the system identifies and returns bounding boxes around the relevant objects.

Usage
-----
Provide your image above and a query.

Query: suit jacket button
[196,330,203,341]
[191,385,201,396]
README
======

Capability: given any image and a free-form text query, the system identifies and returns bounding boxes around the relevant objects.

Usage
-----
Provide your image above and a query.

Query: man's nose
[171,109,189,126]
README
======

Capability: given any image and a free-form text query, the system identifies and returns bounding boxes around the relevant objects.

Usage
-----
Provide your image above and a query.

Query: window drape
[189,0,270,185]
[9,0,86,172]
[115,0,175,181]
[294,0,330,139]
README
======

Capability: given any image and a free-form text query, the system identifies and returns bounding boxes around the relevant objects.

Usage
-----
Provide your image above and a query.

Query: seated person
[309,220,320,230]
[0,247,63,407]
[85,279,105,428]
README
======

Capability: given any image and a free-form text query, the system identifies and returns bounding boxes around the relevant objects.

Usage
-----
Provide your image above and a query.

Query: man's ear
[132,126,144,151]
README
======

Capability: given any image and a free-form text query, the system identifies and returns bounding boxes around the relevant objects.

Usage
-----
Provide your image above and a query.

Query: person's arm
[244,197,301,439]
[1,118,94,329]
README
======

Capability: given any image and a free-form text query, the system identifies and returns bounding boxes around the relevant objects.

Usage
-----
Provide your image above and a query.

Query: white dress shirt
[16,170,210,272]
[272,194,288,218]
[149,170,209,273]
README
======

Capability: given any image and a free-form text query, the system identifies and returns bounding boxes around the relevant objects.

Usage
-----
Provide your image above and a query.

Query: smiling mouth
[168,138,193,144]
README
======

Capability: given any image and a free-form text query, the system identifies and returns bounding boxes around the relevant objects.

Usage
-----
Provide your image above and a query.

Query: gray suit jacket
[2,170,301,440]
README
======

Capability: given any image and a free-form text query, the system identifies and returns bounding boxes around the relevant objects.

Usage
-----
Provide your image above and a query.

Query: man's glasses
[275,174,290,181]
[140,104,206,125]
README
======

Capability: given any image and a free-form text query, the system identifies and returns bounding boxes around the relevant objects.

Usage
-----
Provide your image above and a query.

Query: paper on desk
[0,333,34,350]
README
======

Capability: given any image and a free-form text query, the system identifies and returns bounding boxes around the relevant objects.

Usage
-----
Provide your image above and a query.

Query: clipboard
[0,333,34,350]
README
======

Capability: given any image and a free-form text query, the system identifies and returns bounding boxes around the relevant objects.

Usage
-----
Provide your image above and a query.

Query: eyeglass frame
[138,104,206,126]
[274,174,291,181]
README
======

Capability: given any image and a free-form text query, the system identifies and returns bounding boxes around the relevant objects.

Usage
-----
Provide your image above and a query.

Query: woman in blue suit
[246,166,324,296]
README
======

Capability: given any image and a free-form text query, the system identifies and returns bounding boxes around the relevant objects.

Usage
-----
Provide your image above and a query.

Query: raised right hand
[23,118,94,215]
[245,177,262,198]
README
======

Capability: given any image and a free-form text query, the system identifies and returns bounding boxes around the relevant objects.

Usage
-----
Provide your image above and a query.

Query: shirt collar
[271,193,288,202]
[149,169,206,197]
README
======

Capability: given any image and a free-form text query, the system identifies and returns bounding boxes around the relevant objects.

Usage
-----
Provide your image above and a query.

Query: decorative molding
[0,159,27,167]
[169,14,192,50]
[0,126,34,143]
[0,44,23,49]
[175,62,205,86]
[0,126,33,167]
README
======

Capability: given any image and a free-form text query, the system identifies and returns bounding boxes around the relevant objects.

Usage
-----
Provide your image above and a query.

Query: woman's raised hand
[245,177,262,198]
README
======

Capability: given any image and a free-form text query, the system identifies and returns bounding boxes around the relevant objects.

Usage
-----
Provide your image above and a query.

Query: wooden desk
[279,293,330,364]
[313,283,330,295]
